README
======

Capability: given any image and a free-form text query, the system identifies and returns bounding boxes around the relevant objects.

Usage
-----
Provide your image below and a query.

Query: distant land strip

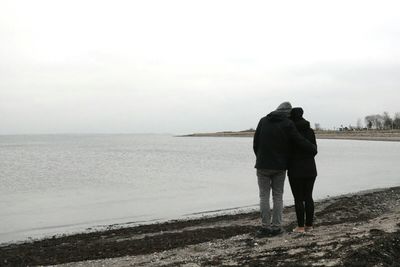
[178,130,400,141]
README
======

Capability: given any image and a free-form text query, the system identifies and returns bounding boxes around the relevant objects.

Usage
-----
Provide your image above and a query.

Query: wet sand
[1,187,400,266]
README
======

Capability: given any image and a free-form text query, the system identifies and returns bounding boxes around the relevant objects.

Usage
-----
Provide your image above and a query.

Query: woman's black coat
[288,111,317,178]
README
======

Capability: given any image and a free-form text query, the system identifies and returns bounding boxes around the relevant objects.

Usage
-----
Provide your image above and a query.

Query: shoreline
[178,130,400,142]
[1,186,399,266]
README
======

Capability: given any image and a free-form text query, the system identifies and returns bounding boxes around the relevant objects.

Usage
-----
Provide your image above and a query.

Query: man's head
[275,101,292,117]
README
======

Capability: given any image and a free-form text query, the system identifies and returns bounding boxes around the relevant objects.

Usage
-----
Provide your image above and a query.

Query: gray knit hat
[276,101,292,113]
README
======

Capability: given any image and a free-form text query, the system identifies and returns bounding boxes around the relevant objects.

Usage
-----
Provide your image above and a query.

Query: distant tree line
[364,112,400,130]
[249,112,400,132]
[313,112,400,131]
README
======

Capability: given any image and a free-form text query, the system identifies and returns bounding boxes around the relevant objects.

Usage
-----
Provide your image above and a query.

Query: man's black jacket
[253,111,317,170]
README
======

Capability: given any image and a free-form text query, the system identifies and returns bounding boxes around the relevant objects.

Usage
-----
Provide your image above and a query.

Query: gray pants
[257,169,286,230]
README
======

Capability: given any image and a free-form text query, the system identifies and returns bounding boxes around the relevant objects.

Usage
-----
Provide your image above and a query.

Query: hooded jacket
[253,110,317,170]
[287,108,317,178]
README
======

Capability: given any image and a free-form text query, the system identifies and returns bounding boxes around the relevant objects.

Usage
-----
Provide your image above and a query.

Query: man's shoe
[255,227,272,237]
[269,228,284,236]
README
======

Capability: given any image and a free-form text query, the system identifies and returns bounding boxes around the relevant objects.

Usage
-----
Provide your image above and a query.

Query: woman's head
[290,107,304,121]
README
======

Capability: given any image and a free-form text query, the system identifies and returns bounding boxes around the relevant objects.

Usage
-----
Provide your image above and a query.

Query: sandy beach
[1,186,399,266]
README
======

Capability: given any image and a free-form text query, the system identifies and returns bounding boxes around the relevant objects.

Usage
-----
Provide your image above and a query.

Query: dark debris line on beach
[1,187,400,266]
[0,221,258,266]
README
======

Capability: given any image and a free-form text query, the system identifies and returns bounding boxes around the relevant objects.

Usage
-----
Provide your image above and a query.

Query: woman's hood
[290,107,304,120]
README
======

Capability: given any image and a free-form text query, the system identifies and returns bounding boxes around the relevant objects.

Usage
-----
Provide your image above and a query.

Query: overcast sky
[1,0,400,134]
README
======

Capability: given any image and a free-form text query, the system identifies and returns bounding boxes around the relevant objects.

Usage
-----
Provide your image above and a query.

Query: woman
[288,107,317,233]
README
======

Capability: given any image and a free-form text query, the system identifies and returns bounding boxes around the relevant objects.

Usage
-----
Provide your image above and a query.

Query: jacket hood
[290,107,304,120]
[267,110,289,122]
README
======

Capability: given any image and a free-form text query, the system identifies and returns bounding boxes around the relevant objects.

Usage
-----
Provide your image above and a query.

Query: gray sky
[1,0,400,134]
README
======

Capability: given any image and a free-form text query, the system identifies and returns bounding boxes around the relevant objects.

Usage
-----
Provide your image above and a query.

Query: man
[253,102,317,237]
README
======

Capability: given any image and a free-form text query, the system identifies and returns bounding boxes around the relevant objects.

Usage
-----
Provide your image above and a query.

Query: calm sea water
[0,134,399,244]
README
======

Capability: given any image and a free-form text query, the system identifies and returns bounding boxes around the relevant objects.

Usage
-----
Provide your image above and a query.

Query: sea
[0,134,399,244]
